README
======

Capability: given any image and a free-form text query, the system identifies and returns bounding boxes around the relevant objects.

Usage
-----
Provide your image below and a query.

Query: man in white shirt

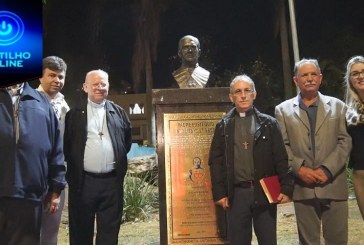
[64,69,132,245]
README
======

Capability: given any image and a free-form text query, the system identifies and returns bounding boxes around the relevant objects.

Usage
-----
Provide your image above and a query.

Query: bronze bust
[172,35,210,88]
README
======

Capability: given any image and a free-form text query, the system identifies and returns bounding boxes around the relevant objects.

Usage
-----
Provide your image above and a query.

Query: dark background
[41,0,364,111]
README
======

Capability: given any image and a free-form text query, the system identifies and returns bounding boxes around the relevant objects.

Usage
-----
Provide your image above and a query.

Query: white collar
[88,98,105,108]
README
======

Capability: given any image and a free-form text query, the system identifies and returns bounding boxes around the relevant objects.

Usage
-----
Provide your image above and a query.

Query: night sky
[42,0,364,101]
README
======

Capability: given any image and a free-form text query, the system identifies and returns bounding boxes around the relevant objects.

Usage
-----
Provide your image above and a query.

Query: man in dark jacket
[37,55,69,245]
[209,74,293,245]
[64,69,132,245]
[0,82,66,245]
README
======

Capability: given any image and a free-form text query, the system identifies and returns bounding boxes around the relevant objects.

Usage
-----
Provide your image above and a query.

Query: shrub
[123,173,158,222]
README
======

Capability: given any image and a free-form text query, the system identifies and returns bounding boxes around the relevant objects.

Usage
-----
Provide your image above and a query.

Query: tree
[131,0,166,93]
[131,0,172,145]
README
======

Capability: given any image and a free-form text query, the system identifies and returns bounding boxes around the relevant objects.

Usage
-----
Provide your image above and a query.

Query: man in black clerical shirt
[209,74,293,245]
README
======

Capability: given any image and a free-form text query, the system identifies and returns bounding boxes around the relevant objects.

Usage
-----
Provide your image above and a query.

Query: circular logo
[0,11,25,46]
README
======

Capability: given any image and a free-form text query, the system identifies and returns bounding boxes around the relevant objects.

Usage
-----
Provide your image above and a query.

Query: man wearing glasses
[64,69,132,244]
[209,74,293,244]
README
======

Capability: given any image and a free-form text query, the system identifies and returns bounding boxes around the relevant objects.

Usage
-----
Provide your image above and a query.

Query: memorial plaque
[164,112,227,245]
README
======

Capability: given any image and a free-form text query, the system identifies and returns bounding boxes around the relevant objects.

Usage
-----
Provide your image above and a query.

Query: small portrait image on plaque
[188,157,205,182]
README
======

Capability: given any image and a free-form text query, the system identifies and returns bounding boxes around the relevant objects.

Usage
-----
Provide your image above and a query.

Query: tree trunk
[131,0,162,145]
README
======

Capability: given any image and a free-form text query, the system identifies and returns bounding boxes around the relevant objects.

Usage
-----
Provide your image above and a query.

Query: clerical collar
[88,98,105,108]
[237,108,254,118]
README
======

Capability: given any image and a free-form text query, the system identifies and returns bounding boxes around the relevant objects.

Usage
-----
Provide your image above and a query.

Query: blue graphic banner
[0,1,42,87]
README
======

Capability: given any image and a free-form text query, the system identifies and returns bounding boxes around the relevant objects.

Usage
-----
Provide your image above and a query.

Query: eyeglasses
[232,88,255,96]
[350,70,364,79]
[181,45,198,52]
[91,83,108,89]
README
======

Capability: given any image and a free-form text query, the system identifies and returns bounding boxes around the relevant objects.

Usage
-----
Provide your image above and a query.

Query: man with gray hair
[64,69,132,244]
[172,35,210,88]
[275,58,352,244]
[209,74,293,244]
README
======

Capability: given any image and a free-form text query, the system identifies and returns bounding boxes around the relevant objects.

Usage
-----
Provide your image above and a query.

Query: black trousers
[0,197,42,245]
[227,187,277,245]
[68,173,124,245]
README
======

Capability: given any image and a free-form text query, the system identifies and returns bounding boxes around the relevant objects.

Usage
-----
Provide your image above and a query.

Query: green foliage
[123,173,158,222]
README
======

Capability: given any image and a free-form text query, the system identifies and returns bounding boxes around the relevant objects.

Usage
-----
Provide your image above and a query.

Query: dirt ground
[57,198,364,245]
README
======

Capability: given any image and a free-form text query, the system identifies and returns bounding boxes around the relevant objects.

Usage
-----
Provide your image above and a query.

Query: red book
[259,175,281,204]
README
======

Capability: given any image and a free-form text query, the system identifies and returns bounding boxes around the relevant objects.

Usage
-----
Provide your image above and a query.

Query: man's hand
[215,197,229,210]
[313,168,329,184]
[298,166,322,184]
[43,192,61,214]
[277,193,291,204]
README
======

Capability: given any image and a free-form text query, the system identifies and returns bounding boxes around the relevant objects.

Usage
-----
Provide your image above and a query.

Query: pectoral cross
[98,132,104,139]
[242,141,249,150]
